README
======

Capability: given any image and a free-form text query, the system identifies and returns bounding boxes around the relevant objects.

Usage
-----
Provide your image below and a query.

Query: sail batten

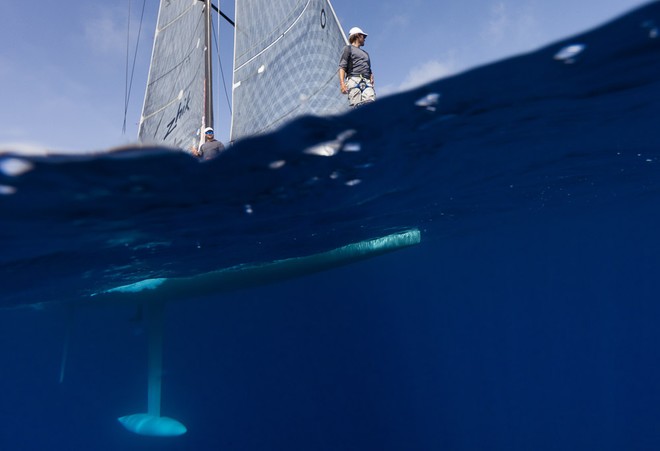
[141,90,185,122]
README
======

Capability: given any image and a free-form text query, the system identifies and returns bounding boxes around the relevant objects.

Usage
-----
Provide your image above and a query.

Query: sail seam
[234,0,312,72]
[249,69,341,135]
[146,22,203,87]
[157,1,198,34]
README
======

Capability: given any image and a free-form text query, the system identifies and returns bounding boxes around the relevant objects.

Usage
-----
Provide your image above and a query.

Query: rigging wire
[122,0,147,135]
[124,0,131,133]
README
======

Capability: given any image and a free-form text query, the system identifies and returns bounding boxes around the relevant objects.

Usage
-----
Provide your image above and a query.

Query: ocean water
[1,3,660,450]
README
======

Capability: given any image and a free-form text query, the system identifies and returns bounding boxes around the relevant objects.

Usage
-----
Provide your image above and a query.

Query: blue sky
[0,0,651,153]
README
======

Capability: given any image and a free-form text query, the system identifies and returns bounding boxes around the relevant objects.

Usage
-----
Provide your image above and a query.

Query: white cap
[204,127,214,133]
[348,27,367,38]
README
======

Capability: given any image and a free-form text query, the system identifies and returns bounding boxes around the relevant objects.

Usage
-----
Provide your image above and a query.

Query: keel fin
[119,301,186,436]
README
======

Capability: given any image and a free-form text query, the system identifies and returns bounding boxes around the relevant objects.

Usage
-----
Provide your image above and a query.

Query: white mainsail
[138,0,210,149]
[231,0,348,141]
[139,0,348,148]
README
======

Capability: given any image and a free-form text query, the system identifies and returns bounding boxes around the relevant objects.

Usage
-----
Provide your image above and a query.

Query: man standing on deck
[338,27,375,107]
[193,127,225,160]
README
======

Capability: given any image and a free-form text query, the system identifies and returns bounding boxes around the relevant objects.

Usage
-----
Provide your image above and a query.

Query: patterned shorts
[346,75,376,107]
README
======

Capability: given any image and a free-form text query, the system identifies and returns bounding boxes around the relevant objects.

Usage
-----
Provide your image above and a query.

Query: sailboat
[0,0,421,439]
[137,0,349,150]
[110,0,421,438]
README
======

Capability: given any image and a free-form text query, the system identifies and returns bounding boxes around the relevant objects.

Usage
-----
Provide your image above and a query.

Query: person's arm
[338,46,351,94]
[339,67,347,94]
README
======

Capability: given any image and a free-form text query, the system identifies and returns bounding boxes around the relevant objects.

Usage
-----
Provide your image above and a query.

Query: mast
[204,0,214,130]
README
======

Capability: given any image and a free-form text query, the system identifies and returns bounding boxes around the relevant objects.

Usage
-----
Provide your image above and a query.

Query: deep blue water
[1,3,660,449]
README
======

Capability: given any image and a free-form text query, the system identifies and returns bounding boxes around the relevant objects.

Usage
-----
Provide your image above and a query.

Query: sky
[0,0,652,153]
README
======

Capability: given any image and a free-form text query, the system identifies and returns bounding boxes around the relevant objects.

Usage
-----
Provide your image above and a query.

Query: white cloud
[483,2,508,44]
[0,142,50,156]
[400,60,456,90]
[481,1,541,48]
[384,13,411,30]
[83,5,148,55]
[380,59,457,96]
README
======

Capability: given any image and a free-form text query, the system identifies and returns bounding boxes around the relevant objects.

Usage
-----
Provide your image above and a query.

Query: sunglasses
[205,131,214,135]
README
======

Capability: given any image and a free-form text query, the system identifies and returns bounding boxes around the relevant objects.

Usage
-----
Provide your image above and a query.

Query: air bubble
[343,142,361,152]
[336,129,356,141]
[415,93,441,108]
[244,204,254,214]
[0,184,16,195]
[304,142,340,156]
[642,20,659,39]
[0,158,33,176]
[554,44,586,63]
[269,160,286,169]
[304,130,358,157]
